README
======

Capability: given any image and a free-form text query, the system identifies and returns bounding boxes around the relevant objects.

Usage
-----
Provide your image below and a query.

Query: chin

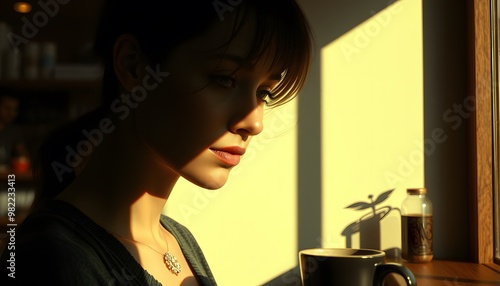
[182,172,229,190]
[189,178,227,190]
[176,156,234,189]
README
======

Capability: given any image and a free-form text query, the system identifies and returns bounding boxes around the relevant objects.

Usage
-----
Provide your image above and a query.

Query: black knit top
[0,199,217,285]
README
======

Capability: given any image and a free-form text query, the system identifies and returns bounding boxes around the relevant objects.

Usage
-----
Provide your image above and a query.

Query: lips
[210,147,245,166]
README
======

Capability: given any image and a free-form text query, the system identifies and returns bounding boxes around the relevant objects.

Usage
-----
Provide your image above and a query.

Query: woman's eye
[257,90,274,104]
[211,75,236,88]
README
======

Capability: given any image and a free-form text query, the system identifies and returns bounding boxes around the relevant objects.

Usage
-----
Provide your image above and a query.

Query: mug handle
[373,263,417,286]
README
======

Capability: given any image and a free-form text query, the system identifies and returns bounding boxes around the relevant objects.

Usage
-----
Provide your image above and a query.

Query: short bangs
[213,1,313,106]
[243,1,313,106]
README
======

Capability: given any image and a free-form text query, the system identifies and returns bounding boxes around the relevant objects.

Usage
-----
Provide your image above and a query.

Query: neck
[57,115,179,238]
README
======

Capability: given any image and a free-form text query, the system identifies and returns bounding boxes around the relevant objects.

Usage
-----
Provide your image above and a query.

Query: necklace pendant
[164,252,182,275]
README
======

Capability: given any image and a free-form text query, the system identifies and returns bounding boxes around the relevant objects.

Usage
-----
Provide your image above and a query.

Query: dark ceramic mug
[299,248,417,286]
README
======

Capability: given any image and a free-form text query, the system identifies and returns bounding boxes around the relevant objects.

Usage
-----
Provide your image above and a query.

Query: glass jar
[401,187,433,262]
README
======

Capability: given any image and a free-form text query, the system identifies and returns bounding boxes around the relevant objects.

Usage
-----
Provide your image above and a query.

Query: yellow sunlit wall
[165,101,299,286]
[321,0,424,250]
[164,0,424,285]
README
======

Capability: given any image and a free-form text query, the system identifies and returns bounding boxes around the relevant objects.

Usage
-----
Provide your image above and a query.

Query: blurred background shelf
[0,78,102,92]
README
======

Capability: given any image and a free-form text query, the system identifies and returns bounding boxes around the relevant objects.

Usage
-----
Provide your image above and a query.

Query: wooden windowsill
[486,262,500,274]
[402,260,500,285]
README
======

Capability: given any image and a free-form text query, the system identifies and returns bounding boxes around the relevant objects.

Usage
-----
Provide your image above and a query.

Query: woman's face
[133,14,283,189]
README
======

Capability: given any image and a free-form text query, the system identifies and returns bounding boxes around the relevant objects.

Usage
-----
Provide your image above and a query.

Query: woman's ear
[113,34,146,92]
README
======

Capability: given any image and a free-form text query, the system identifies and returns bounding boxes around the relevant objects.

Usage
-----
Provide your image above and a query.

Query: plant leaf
[345,202,371,210]
[373,189,395,205]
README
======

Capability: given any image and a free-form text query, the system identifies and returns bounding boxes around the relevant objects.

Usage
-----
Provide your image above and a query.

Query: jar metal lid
[407,187,427,195]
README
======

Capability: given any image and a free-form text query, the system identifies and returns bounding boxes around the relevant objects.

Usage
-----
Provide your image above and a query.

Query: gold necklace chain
[111,231,182,275]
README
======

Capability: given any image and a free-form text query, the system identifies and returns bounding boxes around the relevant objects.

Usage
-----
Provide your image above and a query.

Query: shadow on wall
[341,189,400,253]
[282,0,403,285]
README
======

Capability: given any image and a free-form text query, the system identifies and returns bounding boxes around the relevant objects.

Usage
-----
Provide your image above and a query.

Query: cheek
[134,83,230,168]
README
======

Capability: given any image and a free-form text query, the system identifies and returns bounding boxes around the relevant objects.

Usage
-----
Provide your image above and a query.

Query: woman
[1,0,312,285]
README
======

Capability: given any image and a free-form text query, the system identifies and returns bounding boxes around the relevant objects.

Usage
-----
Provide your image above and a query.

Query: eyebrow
[207,54,284,81]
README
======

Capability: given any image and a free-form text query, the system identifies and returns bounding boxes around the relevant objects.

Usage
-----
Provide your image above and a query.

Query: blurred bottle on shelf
[40,42,57,79]
[23,42,40,80]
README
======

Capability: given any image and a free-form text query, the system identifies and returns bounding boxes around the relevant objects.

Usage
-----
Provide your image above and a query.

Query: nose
[229,99,264,138]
